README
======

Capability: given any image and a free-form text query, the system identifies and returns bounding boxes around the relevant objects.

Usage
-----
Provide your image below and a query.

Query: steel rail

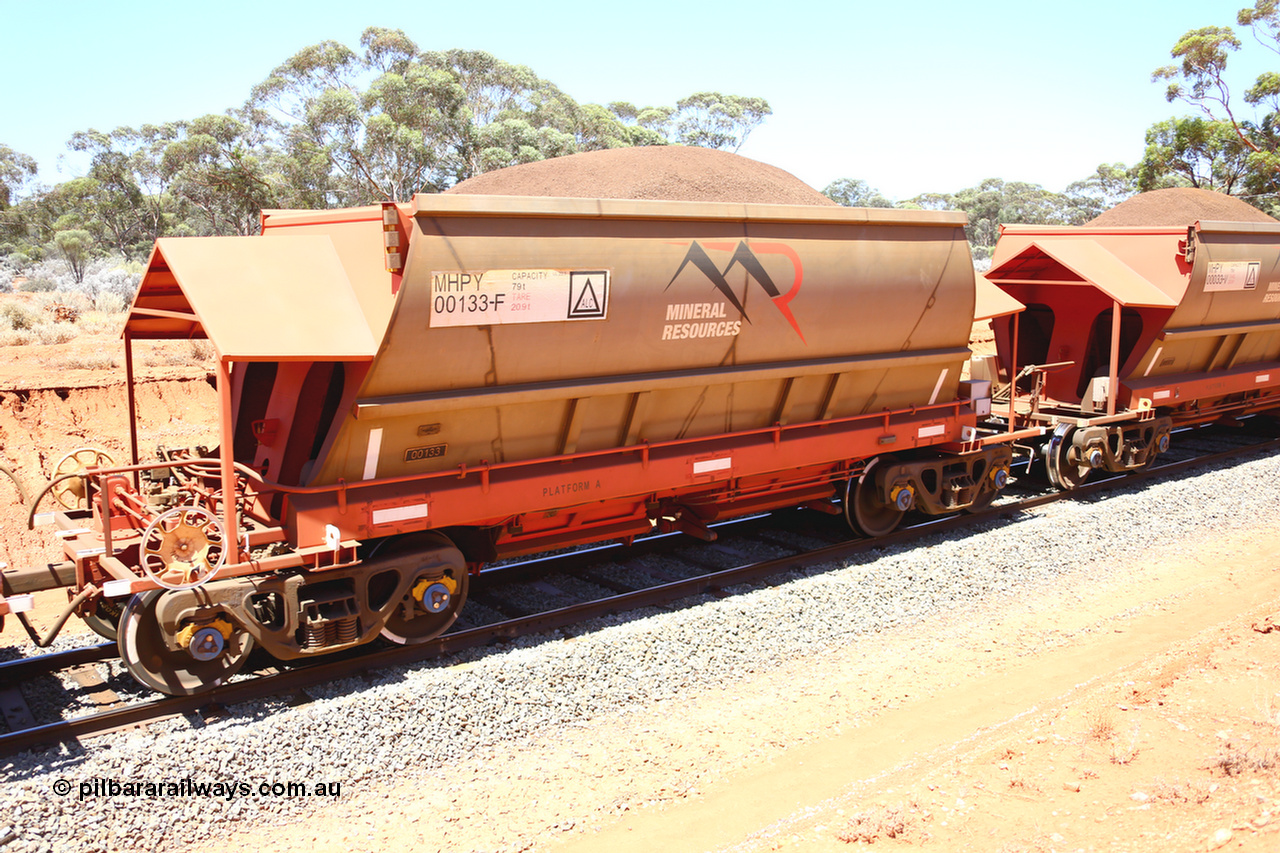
[3,432,1278,757]
[0,642,117,683]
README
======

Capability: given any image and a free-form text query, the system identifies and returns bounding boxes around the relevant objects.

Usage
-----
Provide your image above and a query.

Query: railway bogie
[130,530,467,667]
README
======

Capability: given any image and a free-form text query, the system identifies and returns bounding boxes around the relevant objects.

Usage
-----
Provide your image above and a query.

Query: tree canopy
[0,28,776,273]
[12,10,1280,286]
[822,172,1139,261]
[1152,0,1280,210]
[0,29,773,275]
[0,144,37,210]
[821,178,894,208]
[1136,116,1255,193]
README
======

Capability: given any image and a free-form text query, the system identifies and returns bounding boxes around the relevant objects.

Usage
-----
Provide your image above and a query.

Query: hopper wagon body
[1,195,1013,695]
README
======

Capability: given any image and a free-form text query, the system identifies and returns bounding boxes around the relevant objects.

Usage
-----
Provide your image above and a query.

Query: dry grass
[1253,689,1280,731]
[836,802,925,844]
[0,301,38,331]
[0,323,81,346]
[1151,777,1212,804]
[77,311,124,336]
[93,291,129,314]
[1109,722,1142,765]
[32,290,92,314]
[1007,775,1041,794]
[1212,743,1280,777]
[1084,705,1117,742]
[0,290,129,347]
[993,842,1052,853]
[41,353,119,371]
[187,339,215,361]
[140,339,216,367]
[0,292,107,346]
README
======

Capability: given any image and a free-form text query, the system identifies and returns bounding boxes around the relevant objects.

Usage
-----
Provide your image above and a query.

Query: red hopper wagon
[1,195,1013,695]
[983,220,1280,488]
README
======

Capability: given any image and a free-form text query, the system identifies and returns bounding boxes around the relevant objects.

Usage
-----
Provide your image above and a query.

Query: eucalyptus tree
[53,229,95,283]
[252,28,436,203]
[905,179,1081,256]
[0,144,38,254]
[154,111,277,236]
[822,178,895,208]
[606,101,674,146]
[1153,0,1280,192]
[67,128,180,256]
[671,92,771,152]
[1136,116,1255,193]
[252,30,697,198]
[413,47,643,182]
[1063,163,1137,221]
[0,143,37,210]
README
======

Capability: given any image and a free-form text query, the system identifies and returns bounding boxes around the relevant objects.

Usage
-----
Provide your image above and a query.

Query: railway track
[4,423,1278,757]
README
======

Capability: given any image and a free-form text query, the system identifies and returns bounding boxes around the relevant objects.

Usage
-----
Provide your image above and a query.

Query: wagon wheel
[965,464,1010,514]
[81,595,125,641]
[844,457,905,537]
[965,486,999,514]
[1044,424,1091,490]
[139,506,227,590]
[118,589,254,696]
[1136,429,1171,472]
[378,533,470,645]
[50,447,116,509]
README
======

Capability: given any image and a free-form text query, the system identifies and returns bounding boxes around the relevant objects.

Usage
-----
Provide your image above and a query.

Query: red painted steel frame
[2,390,996,615]
[45,395,984,605]
[284,399,979,551]
[1123,362,1280,424]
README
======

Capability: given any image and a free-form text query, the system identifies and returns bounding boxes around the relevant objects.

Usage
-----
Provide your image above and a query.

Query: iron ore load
[0,187,1014,695]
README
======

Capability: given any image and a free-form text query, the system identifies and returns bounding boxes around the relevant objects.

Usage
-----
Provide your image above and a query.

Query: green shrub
[1,302,38,331]
[19,277,56,293]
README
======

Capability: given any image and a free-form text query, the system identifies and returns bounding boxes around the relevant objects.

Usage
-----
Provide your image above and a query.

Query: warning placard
[429,269,610,327]
[1204,260,1261,293]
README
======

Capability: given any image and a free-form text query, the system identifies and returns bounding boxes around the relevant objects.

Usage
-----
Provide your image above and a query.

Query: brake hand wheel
[140,506,227,590]
[50,446,116,509]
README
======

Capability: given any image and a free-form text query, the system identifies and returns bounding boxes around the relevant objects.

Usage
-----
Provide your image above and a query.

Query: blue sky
[1,0,1270,201]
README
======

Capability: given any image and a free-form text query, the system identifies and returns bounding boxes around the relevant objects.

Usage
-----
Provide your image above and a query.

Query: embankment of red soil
[0,377,218,571]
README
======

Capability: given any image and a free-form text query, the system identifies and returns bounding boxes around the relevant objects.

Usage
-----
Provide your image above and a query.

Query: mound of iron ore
[445,146,835,206]
[1087,187,1277,226]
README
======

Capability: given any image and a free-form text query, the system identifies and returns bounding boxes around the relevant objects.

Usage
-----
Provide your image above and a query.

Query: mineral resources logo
[663,241,805,342]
